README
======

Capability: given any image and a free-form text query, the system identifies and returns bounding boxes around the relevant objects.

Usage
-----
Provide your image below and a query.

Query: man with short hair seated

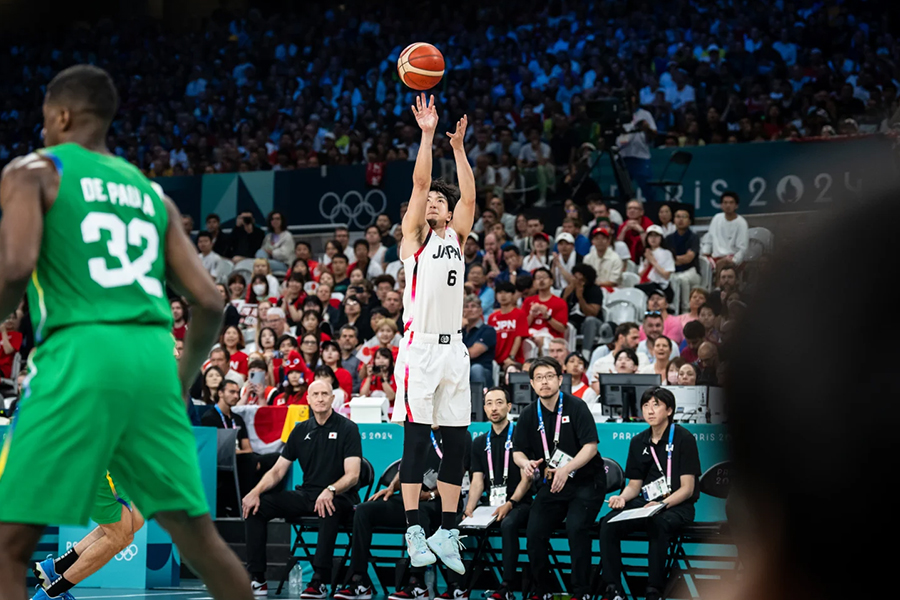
[241,380,362,598]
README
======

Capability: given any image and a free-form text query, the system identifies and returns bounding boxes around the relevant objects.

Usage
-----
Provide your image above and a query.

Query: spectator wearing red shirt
[220,325,249,376]
[319,341,353,397]
[171,298,189,340]
[298,310,332,343]
[616,200,655,262]
[487,281,529,368]
[522,268,569,346]
[294,241,318,278]
[680,321,706,364]
[1,312,23,379]
[360,347,397,404]
[272,350,313,406]
[279,273,308,327]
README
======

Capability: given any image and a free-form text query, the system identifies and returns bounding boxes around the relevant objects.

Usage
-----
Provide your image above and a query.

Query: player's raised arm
[401,93,438,260]
[163,197,224,398]
[0,155,56,320]
[447,116,475,240]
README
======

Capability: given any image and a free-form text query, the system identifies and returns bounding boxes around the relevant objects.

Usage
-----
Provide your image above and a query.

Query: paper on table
[459,506,498,529]
[607,503,667,523]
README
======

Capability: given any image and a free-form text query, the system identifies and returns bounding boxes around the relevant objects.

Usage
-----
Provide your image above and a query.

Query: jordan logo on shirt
[304,432,312,441]
[432,244,462,261]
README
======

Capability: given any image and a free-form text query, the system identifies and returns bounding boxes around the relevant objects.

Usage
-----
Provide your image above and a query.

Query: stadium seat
[277,457,376,594]
[620,272,639,288]
[565,322,578,352]
[746,227,774,262]
[216,259,234,285]
[522,338,539,361]
[604,288,647,325]
[697,257,713,290]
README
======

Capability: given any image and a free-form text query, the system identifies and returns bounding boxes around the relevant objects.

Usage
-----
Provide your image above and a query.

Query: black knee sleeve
[399,422,432,484]
[436,426,468,486]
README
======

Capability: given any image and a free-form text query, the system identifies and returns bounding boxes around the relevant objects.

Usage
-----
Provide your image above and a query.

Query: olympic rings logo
[115,544,140,561]
[319,190,388,229]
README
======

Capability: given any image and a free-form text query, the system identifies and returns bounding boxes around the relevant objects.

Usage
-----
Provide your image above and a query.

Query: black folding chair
[663,461,737,598]
[215,429,242,519]
[276,457,376,594]
[648,151,692,202]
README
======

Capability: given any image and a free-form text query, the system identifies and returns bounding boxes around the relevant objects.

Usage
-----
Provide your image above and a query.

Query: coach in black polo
[513,357,606,600]
[242,380,363,599]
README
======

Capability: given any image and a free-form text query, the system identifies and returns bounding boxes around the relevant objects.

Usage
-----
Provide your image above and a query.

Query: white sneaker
[425,527,466,574]
[251,581,268,597]
[405,525,436,567]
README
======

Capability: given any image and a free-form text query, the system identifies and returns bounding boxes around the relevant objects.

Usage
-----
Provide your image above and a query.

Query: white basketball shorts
[392,331,472,427]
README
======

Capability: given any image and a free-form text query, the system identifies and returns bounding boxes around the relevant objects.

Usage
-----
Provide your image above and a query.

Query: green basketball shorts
[91,472,132,525]
[0,323,208,525]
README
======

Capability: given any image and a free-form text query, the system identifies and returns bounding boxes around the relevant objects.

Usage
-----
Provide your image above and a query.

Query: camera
[585,90,632,138]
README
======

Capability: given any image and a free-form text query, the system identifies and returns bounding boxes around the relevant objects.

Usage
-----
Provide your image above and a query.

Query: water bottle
[289,563,303,596]
[424,565,436,599]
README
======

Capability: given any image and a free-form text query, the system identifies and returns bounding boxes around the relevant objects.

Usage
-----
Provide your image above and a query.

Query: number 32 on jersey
[81,212,163,298]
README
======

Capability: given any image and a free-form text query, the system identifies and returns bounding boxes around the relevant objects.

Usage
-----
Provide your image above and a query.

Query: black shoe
[600,586,624,600]
[301,579,328,599]
[488,585,514,600]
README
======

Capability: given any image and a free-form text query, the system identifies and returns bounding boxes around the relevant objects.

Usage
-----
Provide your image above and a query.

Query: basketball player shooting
[391,94,475,574]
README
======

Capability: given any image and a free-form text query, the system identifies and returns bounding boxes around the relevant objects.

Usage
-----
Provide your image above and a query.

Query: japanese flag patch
[328,432,338,439]
[562,416,570,423]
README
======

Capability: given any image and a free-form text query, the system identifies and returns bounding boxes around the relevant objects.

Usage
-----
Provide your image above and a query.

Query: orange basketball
[397,42,445,90]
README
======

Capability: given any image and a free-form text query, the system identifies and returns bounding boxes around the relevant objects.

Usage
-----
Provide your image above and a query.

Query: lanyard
[486,422,514,486]
[430,431,442,460]
[649,424,676,487]
[537,392,564,462]
[214,405,234,429]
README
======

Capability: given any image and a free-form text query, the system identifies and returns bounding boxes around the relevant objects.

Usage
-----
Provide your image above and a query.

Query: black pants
[245,487,355,578]
[346,496,463,587]
[497,503,531,584]
[599,498,694,591]
[525,481,605,596]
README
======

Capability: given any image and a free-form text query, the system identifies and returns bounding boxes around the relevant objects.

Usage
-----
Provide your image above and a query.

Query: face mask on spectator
[253,284,267,295]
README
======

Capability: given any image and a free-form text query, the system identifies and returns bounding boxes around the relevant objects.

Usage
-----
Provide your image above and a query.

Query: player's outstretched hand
[447,115,468,151]
[412,93,438,133]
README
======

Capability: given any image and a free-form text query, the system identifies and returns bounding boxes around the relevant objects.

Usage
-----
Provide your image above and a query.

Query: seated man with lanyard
[599,387,701,600]
[464,387,534,600]
[335,428,472,600]
[513,357,606,600]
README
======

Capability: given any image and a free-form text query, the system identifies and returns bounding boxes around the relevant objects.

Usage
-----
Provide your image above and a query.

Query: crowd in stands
[119,179,749,423]
[2,0,899,185]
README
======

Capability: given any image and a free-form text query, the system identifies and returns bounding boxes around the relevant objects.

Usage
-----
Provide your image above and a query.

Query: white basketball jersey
[401,228,464,335]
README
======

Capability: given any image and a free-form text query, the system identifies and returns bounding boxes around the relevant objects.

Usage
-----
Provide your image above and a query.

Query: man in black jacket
[513,357,606,600]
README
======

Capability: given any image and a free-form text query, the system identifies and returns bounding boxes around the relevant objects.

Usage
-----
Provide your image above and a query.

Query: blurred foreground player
[725,193,899,600]
[0,64,252,600]
[391,94,477,573]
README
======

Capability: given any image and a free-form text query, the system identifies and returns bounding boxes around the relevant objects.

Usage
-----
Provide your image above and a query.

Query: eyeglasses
[301,340,317,345]
[644,311,662,317]
[532,374,560,383]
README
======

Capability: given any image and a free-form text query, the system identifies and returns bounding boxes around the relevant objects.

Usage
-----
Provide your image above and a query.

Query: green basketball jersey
[26,143,172,344]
